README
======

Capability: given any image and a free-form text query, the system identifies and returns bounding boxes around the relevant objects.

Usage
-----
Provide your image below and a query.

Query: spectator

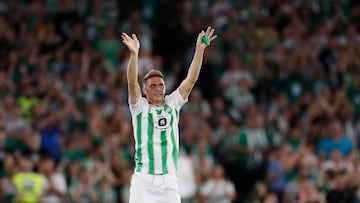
[326,168,356,203]
[38,154,67,203]
[266,144,290,202]
[317,120,353,159]
[95,26,120,72]
[68,166,99,203]
[177,151,197,203]
[12,153,45,203]
[183,87,212,120]
[230,113,269,202]
[283,163,314,203]
[199,164,236,203]
[297,180,325,203]
[0,153,16,203]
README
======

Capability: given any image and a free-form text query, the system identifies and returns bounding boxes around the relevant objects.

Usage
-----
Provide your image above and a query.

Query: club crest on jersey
[158,117,167,127]
[155,115,170,129]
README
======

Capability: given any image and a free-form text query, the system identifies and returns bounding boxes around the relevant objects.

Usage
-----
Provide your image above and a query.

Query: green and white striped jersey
[129,89,187,174]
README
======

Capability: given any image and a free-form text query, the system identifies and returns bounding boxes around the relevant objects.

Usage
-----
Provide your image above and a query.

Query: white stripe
[168,127,176,172]
[153,128,162,173]
[141,112,149,173]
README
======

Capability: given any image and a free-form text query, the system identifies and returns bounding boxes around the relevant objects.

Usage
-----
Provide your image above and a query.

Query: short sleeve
[129,96,147,115]
[165,89,188,111]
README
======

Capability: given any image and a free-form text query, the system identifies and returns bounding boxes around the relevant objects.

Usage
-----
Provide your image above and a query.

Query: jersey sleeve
[129,96,147,115]
[165,89,188,111]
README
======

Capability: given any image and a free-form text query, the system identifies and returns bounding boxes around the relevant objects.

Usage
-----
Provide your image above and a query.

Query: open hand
[121,33,140,55]
[196,26,217,50]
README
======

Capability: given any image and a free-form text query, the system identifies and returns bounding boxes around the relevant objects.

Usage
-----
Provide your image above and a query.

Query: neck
[149,100,165,107]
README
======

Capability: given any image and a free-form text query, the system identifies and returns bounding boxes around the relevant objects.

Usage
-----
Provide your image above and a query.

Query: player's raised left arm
[178,26,217,100]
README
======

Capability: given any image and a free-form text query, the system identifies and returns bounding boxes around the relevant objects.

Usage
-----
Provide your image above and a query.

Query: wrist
[130,51,139,56]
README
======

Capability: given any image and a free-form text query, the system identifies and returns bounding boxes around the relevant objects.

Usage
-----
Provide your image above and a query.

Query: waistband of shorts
[134,171,176,177]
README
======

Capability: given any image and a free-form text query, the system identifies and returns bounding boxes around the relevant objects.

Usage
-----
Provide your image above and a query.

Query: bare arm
[178,26,217,100]
[121,33,141,105]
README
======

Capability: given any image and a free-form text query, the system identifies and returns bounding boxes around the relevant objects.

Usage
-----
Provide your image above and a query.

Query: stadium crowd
[1,0,360,202]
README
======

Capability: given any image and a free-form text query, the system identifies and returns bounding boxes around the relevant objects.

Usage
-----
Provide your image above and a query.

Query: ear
[142,86,146,96]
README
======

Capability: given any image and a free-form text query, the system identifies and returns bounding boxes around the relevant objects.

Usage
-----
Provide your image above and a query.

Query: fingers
[209,28,215,38]
[200,26,217,44]
[132,34,138,41]
[121,32,130,40]
[121,33,130,44]
[205,26,211,35]
[203,26,216,40]
[121,32,138,42]
[210,35,218,41]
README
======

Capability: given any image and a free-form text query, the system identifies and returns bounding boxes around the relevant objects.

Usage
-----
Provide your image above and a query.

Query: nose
[155,85,163,91]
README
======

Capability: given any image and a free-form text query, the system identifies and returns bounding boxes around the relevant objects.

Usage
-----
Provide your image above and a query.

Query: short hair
[143,69,164,84]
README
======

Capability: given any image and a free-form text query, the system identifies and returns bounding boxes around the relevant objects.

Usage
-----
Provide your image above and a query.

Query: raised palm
[196,26,217,50]
[121,33,140,54]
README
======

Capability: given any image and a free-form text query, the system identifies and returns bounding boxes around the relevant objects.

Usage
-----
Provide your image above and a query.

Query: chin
[156,97,165,102]
[156,98,165,102]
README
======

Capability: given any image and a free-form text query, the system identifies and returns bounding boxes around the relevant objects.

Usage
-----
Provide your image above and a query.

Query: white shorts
[129,172,181,203]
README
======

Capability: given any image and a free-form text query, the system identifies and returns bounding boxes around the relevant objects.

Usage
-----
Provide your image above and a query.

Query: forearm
[186,49,205,84]
[126,52,141,103]
[127,53,139,87]
[178,49,204,98]
[177,27,216,99]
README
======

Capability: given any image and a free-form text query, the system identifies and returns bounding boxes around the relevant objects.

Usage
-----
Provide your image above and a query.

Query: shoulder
[165,89,179,99]
[165,89,188,105]
[130,97,148,108]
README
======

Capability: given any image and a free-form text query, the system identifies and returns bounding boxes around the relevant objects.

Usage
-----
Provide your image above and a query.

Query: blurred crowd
[1,0,360,203]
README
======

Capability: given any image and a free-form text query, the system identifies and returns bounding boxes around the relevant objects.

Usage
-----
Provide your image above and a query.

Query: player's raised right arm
[121,33,141,105]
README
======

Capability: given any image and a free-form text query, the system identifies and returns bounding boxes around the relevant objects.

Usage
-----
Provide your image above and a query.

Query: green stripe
[170,116,178,169]
[135,113,143,172]
[148,112,155,174]
[175,110,179,119]
[161,131,168,173]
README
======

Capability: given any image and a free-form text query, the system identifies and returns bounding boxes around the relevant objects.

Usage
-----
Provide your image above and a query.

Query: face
[79,168,90,183]
[41,158,55,173]
[213,165,224,179]
[143,77,165,105]
[19,156,34,172]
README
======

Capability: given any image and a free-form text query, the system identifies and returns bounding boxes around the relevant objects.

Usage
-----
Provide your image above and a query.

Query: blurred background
[1,0,360,202]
